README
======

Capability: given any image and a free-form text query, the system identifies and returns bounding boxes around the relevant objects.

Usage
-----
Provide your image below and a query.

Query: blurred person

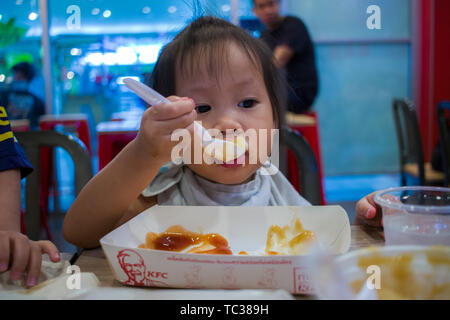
[0,106,60,287]
[11,62,46,104]
[252,0,318,114]
[6,62,45,129]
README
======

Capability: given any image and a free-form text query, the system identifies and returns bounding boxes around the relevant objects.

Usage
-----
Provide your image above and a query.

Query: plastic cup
[374,186,450,246]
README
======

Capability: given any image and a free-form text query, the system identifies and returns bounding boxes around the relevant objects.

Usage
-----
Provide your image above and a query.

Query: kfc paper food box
[100,205,351,294]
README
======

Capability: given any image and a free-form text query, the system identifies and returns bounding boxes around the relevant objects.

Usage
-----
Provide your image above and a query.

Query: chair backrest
[280,126,321,205]
[15,131,93,241]
[437,102,450,186]
[392,99,425,185]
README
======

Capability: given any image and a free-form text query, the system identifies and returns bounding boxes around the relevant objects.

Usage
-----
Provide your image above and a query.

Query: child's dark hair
[148,16,285,128]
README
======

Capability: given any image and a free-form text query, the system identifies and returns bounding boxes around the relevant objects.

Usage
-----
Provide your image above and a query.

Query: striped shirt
[0,106,33,178]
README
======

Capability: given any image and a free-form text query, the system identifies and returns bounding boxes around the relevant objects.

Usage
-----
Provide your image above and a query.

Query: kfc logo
[117,249,169,287]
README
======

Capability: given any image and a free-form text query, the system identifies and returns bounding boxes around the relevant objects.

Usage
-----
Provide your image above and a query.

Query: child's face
[175,42,275,185]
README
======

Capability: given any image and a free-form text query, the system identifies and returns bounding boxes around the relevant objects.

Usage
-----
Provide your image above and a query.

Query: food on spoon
[203,135,248,163]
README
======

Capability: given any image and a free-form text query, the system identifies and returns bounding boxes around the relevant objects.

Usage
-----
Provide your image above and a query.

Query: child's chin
[188,164,257,185]
[213,174,253,185]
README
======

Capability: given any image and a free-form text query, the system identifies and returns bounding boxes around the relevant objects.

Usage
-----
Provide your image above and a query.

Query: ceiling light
[28,12,38,21]
[70,48,82,56]
[67,71,75,80]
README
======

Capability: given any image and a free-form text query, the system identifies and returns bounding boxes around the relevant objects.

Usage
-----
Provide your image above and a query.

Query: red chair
[38,114,92,240]
[286,111,326,205]
[39,114,92,154]
[10,119,31,132]
[97,120,139,171]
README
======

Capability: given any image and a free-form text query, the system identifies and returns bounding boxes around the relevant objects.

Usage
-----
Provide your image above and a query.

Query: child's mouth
[220,153,246,168]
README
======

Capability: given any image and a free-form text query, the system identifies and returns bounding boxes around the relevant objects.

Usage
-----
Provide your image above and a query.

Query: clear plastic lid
[374,186,450,215]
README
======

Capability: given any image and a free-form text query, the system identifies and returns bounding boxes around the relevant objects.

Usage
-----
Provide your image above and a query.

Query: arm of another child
[0,168,60,288]
[354,191,383,227]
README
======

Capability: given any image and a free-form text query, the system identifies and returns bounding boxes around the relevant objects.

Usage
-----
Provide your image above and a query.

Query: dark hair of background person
[11,62,36,82]
[147,16,286,129]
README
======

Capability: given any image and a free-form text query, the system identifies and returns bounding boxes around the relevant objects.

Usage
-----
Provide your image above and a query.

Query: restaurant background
[0,0,448,251]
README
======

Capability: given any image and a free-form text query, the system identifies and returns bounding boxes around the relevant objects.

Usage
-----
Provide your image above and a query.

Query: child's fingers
[37,240,60,262]
[355,196,376,220]
[25,242,42,287]
[166,95,181,102]
[0,233,10,272]
[9,234,31,281]
[363,215,383,227]
[156,109,197,136]
[354,194,383,227]
[364,191,379,209]
[151,98,195,121]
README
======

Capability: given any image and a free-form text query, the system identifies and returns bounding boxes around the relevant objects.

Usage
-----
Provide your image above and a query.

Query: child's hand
[354,191,383,227]
[134,96,197,164]
[0,231,60,288]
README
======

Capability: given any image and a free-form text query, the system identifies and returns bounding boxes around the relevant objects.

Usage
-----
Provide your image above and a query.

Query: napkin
[0,257,100,299]
[0,259,70,291]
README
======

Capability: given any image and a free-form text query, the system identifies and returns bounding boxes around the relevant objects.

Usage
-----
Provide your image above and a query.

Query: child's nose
[213,118,243,136]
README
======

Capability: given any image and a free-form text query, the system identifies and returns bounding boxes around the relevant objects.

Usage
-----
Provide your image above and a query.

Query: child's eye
[195,105,211,114]
[238,99,258,109]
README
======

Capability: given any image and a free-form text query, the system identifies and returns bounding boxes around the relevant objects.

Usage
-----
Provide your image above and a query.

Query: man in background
[253,0,318,114]
[4,62,45,129]
[11,62,46,104]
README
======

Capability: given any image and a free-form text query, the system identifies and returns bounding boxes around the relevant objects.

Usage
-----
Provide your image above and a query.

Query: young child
[63,17,381,249]
[0,106,60,287]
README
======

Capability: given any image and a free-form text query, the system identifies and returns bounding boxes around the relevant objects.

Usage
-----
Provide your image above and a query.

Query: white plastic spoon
[123,78,247,163]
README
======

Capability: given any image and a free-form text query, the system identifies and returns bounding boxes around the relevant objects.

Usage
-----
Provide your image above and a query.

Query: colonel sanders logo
[117,249,169,287]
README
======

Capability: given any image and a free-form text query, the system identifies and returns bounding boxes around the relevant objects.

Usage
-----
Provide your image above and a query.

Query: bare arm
[113,195,157,229]
[0,169,60,287]
[0,169,21,231]
[63,139,164,248]
[273,44,294,68]
[63,96,196,248]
